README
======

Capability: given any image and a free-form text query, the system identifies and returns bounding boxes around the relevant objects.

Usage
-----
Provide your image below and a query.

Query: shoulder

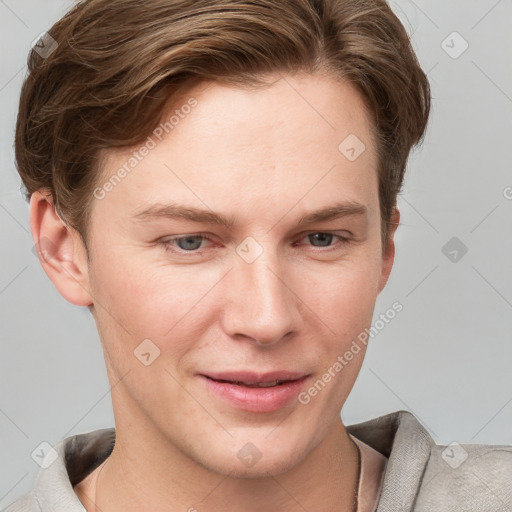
[4,427,115,512]
[4,492,40,512]
[347,410,512,512]
[415,442,512,511]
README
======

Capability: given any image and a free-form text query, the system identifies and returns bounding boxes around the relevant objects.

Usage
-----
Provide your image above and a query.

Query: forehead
[166,72,375,160]
[93,72,378,227]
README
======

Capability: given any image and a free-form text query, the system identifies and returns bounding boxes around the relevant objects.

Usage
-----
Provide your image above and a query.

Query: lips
[199,371,310,412]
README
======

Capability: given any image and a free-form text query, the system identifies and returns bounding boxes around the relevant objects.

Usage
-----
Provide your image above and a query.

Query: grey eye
[307,233,334,247]
[175,235,204,251]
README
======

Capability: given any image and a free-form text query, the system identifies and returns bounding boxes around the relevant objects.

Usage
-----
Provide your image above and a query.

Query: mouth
[199,371,310,412]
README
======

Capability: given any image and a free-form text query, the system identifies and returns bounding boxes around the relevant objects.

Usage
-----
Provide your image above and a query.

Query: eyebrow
[132,201,367,230]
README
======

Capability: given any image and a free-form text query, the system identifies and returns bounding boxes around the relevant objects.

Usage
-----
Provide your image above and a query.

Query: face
[81,72,395,477]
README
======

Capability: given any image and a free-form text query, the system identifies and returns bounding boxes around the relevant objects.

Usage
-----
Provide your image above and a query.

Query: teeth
[235,380,283,388]
[212,377,292,387]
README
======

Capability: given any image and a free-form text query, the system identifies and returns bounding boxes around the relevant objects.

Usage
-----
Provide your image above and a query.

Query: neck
[89,416,360,512]
[90,420,358,512]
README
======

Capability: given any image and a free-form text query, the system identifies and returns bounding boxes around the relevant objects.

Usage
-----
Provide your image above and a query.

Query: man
[7,0,511,511]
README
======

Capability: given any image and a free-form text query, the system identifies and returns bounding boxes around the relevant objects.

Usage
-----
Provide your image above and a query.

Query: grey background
[1,0,511,505]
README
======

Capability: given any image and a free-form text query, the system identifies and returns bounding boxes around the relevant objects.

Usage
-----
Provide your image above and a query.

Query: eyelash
[158,232,351,255]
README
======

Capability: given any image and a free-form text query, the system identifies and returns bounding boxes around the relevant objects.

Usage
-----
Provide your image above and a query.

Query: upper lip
[201,371,309,384]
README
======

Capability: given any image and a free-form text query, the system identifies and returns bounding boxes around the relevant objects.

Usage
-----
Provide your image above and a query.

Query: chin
[198,441,307,480]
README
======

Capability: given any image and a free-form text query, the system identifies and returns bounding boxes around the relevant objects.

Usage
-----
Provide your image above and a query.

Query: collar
[346,410,435,511]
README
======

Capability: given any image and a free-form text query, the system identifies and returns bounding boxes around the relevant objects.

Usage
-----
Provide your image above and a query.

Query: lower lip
[201,375,309,413]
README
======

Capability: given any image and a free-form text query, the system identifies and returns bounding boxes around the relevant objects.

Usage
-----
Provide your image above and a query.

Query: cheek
[298,265,377,411]
[88,248,223,356]
[303,257,381,334]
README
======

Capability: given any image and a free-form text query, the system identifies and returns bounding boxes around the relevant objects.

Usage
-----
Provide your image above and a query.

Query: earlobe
[378,208,400,293]
[30,190,93,306]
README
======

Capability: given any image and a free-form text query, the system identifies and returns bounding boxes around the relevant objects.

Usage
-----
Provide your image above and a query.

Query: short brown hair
[15,0,430,249]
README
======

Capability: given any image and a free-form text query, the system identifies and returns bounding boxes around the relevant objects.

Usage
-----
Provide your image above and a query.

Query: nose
[221,250,299,346]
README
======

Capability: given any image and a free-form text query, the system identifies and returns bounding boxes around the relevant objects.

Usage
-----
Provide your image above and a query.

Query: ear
[378,207,400,293]
[30,189,93,306]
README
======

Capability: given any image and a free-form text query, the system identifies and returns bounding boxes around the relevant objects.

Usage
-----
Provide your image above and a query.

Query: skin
[31,71,399,511]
